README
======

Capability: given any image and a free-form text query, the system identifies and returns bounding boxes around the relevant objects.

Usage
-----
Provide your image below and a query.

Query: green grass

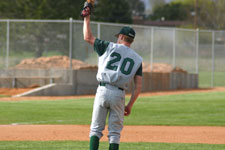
[0,56,5,69]
[0,94,9,98]
[199,71,225,87]
[0,141,224,150]
[0,92,225,126]
[125,92,225,126]
[1,92,225,149]
[0,99,93,125]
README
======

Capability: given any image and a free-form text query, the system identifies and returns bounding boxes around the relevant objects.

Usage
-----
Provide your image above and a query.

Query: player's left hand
[81,1,94,18]
[124,105,131,116]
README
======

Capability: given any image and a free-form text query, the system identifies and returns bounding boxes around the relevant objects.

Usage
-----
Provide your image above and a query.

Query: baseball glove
[81,0,95,18]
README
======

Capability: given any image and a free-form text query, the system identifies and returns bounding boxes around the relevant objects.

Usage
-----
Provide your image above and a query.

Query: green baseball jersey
[94,38,142,89]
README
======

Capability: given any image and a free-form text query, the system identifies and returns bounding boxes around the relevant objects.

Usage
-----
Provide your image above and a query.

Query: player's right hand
[124,105,131,116]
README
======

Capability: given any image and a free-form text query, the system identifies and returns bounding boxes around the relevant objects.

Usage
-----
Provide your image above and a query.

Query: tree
[92,0,132,24]
[195,0,225,29]
[149,2,190,21]
[148,0,225,29]
[0,0,135,24]
[0,0,83,19]
[149,0,166,11]
[0,0,85,58]
[129,0,145,16]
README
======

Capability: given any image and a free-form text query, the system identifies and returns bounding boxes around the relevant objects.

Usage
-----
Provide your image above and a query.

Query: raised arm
[83,15,96,45]
[124,75,142,116]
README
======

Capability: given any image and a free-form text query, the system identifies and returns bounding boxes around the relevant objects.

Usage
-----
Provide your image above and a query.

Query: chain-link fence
[0,19,224,88]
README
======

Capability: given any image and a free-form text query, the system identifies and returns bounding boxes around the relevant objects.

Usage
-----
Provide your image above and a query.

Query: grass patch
[0,94,10,98]
[0,92,225,126]
[125,92,225,126]
[0,99,93,125]
[0,141,225,150]
[199,71,225,87]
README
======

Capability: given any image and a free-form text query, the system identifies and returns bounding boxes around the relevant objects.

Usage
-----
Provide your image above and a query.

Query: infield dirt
[0,125,225,144]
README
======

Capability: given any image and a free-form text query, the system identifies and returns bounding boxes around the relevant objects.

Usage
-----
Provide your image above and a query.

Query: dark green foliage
[92,0,132,24]
[0,0,134,24]
[0,0,84,19]
[128,0,145,16]
[150,2,190,21]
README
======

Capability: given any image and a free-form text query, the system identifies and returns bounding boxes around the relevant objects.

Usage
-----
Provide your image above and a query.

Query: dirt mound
[14,56,97,70]
[14,56,186,73]
[143,63,187,73]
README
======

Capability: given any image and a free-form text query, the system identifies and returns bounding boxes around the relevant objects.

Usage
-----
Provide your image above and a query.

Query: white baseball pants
[89,84,125,144]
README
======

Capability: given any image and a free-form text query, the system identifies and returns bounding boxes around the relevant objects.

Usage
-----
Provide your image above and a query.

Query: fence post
[6,19,10,69]
[150,27,154,72]
[97,23,101,39]
[69,18,73,69]
[97,23,101,63]
[195,28,199,74]
[172,28,176,68]
[211,31,215,88]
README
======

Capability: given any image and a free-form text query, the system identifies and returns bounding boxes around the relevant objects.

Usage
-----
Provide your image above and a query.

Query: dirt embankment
[14,55,186,73]
[13,56,97,70]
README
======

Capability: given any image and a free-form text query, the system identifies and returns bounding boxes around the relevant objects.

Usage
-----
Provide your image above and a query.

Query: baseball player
[81,2,143,150]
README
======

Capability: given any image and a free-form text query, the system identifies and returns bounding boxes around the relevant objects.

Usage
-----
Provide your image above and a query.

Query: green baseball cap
[115,26,135,39]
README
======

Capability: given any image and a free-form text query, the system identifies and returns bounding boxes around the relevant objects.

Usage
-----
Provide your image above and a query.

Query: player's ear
[120,35,125,41]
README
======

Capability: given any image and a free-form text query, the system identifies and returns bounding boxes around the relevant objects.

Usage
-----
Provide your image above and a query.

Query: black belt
[99,82,124,91]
